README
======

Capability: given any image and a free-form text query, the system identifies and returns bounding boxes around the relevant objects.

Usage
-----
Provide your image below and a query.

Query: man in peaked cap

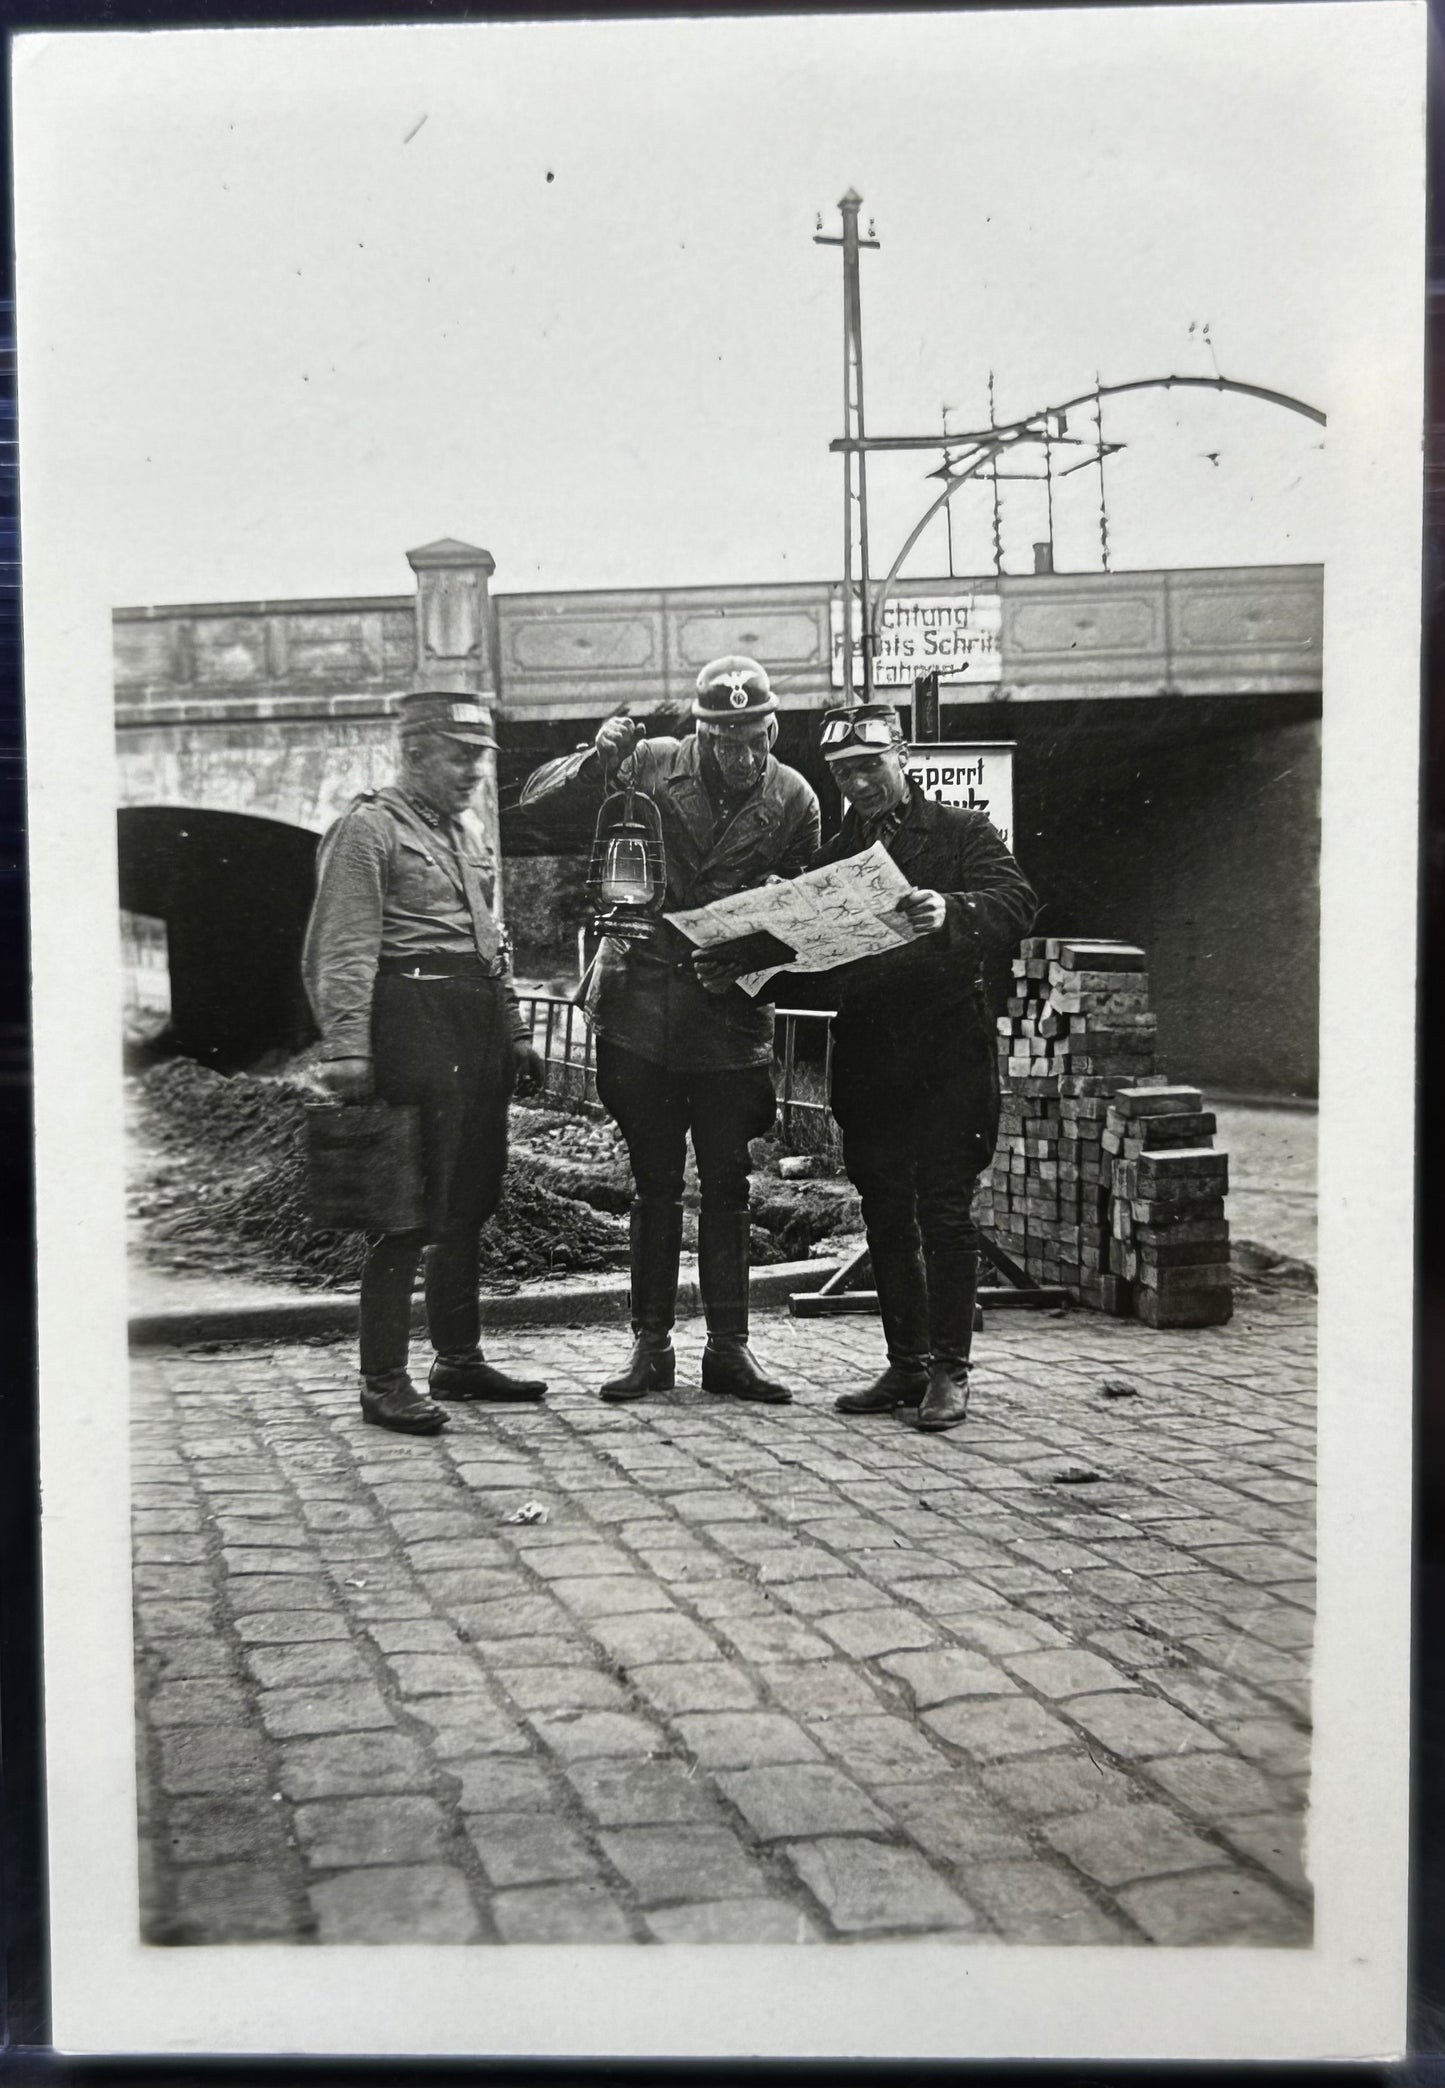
[519,655,820,1407]
[303,689,547,1437]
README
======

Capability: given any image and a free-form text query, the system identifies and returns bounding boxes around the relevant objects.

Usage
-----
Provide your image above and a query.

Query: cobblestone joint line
[133,1293,1316,1947]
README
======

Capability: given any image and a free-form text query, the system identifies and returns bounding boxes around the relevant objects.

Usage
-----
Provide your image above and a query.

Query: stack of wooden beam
[980,942,1064,1286]
[983,937,1159,1297]
[1105,1087,1232,1326]
[979,937,1232,1326]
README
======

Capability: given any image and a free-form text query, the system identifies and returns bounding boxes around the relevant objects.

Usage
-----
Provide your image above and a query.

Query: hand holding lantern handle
[595,713,646,779]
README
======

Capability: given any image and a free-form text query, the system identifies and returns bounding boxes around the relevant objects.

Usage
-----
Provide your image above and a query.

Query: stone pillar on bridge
[406,537,507,920]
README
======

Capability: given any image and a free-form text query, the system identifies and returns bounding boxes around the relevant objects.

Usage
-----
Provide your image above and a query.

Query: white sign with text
[906,741,1015,849]
[831,592,1003,686]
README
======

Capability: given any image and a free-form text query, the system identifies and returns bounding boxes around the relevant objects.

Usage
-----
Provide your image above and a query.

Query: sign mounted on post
[906,742,1015,849]
[831,591,1003,688]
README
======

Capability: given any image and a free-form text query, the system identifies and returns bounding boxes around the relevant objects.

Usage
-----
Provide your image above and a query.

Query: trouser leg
[595,1039,690,1400]
[425,1228,482,1362]
[421,1225,548,1403]
[835,1118,930,1414]
[690,1065,791,1405]
[596,1039,691,1202]
[359,1229,425,1382]
[368,973,541,1416]
[913,1090,988,1432]
[357,1228,448,1435]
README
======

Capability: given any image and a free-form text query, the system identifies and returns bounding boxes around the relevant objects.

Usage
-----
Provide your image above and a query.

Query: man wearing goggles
[519,656,821,1407]
[817,711,902,756]
[818,702,1036,1428]
[701,700,1035,1430]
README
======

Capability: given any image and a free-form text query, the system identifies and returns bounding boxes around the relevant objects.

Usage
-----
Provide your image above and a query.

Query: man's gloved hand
[595,714,643,765]
[898,887,947,936]
[316,1055,375,1102]
[513,1041,546,1096]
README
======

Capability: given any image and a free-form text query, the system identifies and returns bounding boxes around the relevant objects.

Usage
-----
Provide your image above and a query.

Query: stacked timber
[1105,1088,1232,1326]
[980,937,1233,1327]
[984,937,1160,1299]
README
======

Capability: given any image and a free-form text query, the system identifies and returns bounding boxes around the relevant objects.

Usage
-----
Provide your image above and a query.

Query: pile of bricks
[1105,1087,1232,1326]
[978,936,1232,1327]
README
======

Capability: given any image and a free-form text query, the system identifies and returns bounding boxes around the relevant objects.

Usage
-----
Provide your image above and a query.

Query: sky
[13,7,1398,608]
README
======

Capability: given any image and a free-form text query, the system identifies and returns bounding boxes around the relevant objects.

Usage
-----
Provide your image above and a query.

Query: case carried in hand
[303,1101,425,1234]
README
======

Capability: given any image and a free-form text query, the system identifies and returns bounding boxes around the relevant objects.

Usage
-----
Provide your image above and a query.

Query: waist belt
[379,952,503,980]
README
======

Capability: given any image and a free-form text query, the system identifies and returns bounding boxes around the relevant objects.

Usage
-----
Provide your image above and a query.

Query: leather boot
[915,1245,979,1432]
[601,1199,683,1402]
[835,1235,930,1415]
[429,1351,548,1403]
[698,1209,793,1405]
[361,1371,448,1435]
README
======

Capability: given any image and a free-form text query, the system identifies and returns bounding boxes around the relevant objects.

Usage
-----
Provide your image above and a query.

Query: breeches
[840,1069,1001,1256]
[596,1038,776,1211]
[371,971,513,1237]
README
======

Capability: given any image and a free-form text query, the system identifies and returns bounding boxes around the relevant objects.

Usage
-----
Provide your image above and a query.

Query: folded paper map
[665,842,916,995]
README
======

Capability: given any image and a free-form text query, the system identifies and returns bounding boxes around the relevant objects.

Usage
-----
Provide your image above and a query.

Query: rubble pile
[134,1061,629,1290]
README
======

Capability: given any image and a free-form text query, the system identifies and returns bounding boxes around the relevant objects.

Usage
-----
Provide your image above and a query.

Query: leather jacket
[519,732,821,1070]
[814,782,1037,1121]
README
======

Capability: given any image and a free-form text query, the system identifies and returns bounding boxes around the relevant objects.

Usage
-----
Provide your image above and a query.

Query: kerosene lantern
[586,737,667,944]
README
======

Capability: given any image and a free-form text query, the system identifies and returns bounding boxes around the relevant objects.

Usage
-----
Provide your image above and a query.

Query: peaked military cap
[397,690,497,748]
[693,654,778,721]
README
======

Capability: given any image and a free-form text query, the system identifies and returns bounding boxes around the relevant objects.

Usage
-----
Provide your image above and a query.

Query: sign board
[831,592,1003,688]
[906,741,1014,849]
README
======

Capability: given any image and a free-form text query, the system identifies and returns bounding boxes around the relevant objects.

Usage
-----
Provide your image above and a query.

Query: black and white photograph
[15,3,1421,2060]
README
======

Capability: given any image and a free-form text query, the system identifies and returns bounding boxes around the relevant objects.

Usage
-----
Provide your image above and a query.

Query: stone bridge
[116,541,1322,1088]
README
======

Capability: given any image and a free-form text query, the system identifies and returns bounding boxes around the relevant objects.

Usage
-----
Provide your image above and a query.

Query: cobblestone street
[132,1289,1316,1949]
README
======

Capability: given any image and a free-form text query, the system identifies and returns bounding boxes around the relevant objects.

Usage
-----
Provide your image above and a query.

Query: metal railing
[516,990,841,1155]
[775,1006,840,1156]
[516,991,601,1114]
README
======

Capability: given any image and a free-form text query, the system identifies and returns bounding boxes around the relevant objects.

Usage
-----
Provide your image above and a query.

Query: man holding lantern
[519,656,820,1406]
[698,700,1036,1433]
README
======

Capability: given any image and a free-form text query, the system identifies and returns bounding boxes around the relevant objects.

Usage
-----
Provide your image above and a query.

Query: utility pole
[816,191,879,704]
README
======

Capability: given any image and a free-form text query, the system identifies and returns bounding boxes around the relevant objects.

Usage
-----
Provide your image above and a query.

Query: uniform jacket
[519,733,821,1070]
[302,785,525,1061]
[812,782,1037,1123]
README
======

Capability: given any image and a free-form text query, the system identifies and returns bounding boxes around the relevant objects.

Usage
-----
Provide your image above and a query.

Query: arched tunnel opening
[117,807,320,1070]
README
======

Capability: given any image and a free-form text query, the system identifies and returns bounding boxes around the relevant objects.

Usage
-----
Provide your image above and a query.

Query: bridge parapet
[1000,565,1322,701]
[115,563,1322,727]
[114,596,417,722]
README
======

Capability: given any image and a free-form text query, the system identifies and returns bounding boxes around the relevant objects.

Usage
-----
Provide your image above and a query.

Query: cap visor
[692,696,778,719]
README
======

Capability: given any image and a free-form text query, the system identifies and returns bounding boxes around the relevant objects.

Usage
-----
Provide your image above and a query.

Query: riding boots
[914,1244,980,1431]
[698,1209,793,1404]
[600,1197,684,1402]
[835,1235,930,1415]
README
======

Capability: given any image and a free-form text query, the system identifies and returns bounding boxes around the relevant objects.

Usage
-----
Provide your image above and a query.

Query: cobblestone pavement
[132,1289,1315,1949]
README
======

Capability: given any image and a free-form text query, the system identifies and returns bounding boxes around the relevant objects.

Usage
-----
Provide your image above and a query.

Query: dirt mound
[134,1060,628,1290]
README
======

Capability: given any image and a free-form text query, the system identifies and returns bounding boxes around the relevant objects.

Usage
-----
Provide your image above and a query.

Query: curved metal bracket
[863,373,1327,648]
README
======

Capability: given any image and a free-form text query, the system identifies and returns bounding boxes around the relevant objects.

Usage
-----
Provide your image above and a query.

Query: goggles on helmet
[819,710,902,759]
